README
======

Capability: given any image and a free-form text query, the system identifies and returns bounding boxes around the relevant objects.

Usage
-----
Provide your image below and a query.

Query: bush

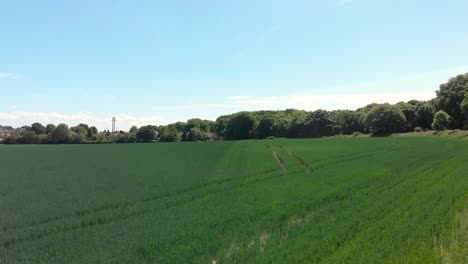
[22,131,39,144]
[70,132,83,144]
[116,133,137,143]
[332,125,343,135]
[364,104,406,136]
[136,127,156,143]
[2,135,21,144]
[51,124,72,143]
[97,134,111,143]
[431,110,451,131]
[159,125,181,142]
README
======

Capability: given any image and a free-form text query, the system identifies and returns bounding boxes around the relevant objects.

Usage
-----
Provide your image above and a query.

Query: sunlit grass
[0,137,466,263]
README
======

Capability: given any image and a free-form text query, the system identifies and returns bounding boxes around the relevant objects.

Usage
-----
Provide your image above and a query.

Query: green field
[1,137,467,263]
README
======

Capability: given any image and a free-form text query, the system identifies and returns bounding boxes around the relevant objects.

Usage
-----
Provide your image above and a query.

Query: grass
[392,130,468,139]
[0,137,467,263]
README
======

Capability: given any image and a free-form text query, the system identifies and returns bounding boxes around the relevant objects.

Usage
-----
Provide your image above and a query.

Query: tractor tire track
[272,152,287,173]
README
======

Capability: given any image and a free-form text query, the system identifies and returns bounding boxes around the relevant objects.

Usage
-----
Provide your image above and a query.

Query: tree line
[2,73,468,144]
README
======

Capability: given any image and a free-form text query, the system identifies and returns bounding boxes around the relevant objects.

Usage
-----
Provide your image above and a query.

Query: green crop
[0,137,466,263]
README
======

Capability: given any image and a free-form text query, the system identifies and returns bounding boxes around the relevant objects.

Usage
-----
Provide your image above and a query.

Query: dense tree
[271,116,289,138]
[396,102,417,132]
[174,122,187,133]
[432,110,451,131]
[51,124,72,143]
[5,73,468,145]
[285,110,307,138]
[30,122,46,135]
[116,133,137,143]
[225,112,255,140]
[129,126,138,133]
[183,127,209,141]
[70,132,84,144]
[331,110,364,135]
[253,116,274,139]
[435,73,468,128]
[302,110,334,137]
[364,104,406,136]
[78,123,89,131]
[45,124,56,134]
[332,125,343,135]
[214,116,229,139]
[461,93,468,129]
[21,125,32,132]
[71,125,87,137]
[201,120,215,132]
[414,102,435,130]
[86,127,95,139]
[136,126,156,143]
[22,131,38,144]
[181,119,214,137]
[185,118,202,131]
[159,124,181,142]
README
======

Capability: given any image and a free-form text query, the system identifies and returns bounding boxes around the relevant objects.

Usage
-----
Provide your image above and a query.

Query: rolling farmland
[0,137,467,263]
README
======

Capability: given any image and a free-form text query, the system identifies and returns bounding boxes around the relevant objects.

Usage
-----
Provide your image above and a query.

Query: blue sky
[2,0,468,130]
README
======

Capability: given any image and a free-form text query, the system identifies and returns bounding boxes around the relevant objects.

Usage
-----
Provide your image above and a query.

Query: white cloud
[0,112,164,131]
[195,92,435,113]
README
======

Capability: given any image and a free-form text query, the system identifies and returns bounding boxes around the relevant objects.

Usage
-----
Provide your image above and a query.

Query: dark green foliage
[179,119,215,141]
[432,110,451,131]
[185,118,203,131]
[435,73,468,128]
[461,93,468,129]
[415,102,435,129]
[77,123,89,131]
[50,124,72,143]
[115,132,137,143]
[174,121,186,132]
[22,131,39,144]
[159,124,181,142]
[96,133,112,143]
[364,104,406,136]
[253,116,274,139]
[225,112,256,140]
[332,125,342,135]
[30,123,46,135]
[214,116,230,139]
[86,128,95,139]
[70,125,87,137]
[396,102,417,132]
[45,124,56,134]
[271,116,289,137]
[129,126,138,133]
[183,127,209,141]
[89,126,98,135]
[70,132,84,144]
[331,110,364,135]
[302,110,334,137]
[136,126,157,143]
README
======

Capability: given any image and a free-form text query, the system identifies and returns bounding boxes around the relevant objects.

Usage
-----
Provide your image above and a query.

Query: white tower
[112,117,116,142]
